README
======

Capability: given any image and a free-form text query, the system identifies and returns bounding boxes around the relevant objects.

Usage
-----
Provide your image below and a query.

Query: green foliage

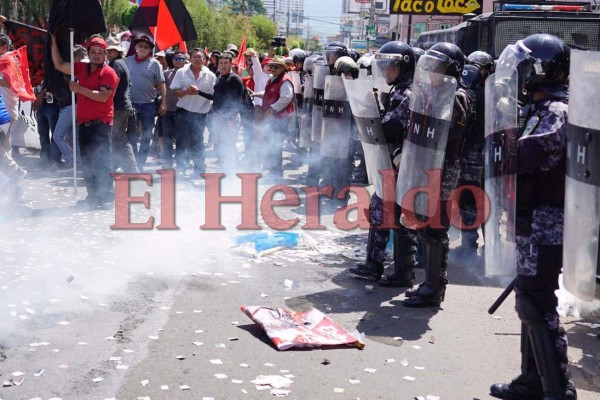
[182,0,276,53]
[249,14,278,51]
[222,0,267,16]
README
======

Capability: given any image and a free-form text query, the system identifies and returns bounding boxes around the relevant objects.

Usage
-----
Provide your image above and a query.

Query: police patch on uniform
[522,116,540,137]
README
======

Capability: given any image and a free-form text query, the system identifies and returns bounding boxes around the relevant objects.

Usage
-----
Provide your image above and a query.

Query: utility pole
[367,0,376,51]
[306,22,310,51]
[286,6,290,37]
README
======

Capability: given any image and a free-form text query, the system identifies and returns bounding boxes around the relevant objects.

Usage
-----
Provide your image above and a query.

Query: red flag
[131,0,197,51]
[236,36,247,71]
[3,20,46,87]
[0,47,36,102]
[178,40,188,54]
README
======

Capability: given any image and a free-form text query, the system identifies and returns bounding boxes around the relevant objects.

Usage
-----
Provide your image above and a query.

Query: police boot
[456,228,478,256]
[379,229,416,288]
[349,228,384,282]
[528,323,569,400]
[490,324,544,400]
[403,238,447,307]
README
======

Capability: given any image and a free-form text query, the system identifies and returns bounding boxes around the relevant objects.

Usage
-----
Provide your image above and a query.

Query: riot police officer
[324,41,349,74]
[455,51,494,257]
[349,42,418,288]
[400,42,474,307]
[489,34,576,400]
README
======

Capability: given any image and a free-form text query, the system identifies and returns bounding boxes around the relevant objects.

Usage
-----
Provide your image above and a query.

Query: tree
[223,0,266,16]
[249,14,278,51]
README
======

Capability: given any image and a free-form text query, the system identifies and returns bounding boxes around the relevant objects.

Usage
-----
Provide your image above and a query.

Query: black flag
[44,0,107,101]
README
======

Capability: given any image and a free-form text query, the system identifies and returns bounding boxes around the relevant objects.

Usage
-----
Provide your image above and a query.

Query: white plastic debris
[363,368,376,373]
[210,359,223,365]
[92,377,104,383]
[161,385,169,390]
[214,373,228,379]
[403,376,416,382]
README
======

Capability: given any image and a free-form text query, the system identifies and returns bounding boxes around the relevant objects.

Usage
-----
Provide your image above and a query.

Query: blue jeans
[131,102,155,168]
[35,102,61,164]
[54,105,80,164]
[161,111,177,166]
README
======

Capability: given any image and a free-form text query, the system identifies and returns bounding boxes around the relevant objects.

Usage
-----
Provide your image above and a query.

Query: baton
[488,277,517,315]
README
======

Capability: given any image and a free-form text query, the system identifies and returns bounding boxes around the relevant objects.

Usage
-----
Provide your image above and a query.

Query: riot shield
[371,59,391,112]
[343,78,392,197]
[358,68,369,80]
[483,43,528,276]
[395,67,456,217]
[320,75,352,159]
[563,49,600,300]
[299,75,314,148]
[311,64,329,144]
[288,71,303,139]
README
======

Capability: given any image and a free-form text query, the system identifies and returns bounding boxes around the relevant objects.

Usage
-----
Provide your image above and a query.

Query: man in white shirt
[171,48,216,174]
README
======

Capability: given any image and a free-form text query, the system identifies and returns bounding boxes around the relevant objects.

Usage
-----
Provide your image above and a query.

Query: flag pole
[70,28,77,195]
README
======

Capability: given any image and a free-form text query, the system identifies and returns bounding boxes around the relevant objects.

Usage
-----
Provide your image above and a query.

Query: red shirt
[74,62,119,125]
[242,75,255,91]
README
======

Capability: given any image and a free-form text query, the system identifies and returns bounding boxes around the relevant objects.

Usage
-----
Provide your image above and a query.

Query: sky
[303,0,343,39]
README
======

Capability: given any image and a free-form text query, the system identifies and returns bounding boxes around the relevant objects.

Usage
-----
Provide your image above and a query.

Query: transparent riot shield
[395,68,457,217]
[320,75,352,159]
[483,43,529,276]
[344,78,392,197]
[311,64,329,144]
[563,49,600,300]
[299,75,314,149]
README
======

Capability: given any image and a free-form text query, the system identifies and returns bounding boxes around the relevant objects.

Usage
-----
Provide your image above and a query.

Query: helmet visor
[325,49,340,65]
[373,58,401,85]
[417,53,449,74]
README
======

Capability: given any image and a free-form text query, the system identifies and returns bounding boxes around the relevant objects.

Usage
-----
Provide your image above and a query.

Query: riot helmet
[419,42,464,79]
[303,56,316,75]
[357,53,374,69]
[412,47,425,64]
[461,64,485,90]
[517,34,570,89]
[324,41,348,67]
[290,48,306,64]
[373,41,415,86]
[468,51,494,70]
[334,56,359,79]
[348,49,361,62]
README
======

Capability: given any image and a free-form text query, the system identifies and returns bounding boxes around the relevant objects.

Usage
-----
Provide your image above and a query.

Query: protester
[106,37,139,173]
[171,48,216,175]
[212,52,245,173]
[161,50,185,168]
[33,83,61,167]
[0,33,21,159]
[252,55,294,179]
[126,34,166,169]
[51,34,119,209]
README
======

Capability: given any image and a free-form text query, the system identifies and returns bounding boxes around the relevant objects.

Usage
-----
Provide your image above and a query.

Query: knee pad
[515,293,545,327]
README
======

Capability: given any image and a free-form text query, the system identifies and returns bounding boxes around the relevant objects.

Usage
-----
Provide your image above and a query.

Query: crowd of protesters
[0,26,329,208]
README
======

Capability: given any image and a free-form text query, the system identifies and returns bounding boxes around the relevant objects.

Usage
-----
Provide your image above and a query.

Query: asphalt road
[0,149,598,400]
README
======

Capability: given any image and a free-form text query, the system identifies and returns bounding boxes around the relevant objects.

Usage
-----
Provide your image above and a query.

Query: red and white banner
[241,305,365,350]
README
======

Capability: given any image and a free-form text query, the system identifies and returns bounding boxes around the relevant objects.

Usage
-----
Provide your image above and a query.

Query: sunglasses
[136,44,151,49]
[269,64,282,70]
[173,57,185,61]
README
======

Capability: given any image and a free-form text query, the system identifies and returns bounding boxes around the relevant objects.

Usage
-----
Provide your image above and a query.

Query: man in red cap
[50,34,119,209]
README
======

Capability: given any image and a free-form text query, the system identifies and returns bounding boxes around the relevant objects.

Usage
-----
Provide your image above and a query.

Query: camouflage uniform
[458,83,486,248]
[515,95,569,375]
[351,83,419,284]
[405,86,473,307]
[365,84,417,265]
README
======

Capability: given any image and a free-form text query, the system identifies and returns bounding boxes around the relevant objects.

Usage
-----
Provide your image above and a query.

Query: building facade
[264,0,306,36]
